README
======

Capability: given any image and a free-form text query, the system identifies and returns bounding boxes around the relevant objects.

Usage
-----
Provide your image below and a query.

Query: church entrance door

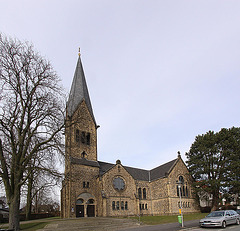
[76,205,84,217]
[87,205,95,217]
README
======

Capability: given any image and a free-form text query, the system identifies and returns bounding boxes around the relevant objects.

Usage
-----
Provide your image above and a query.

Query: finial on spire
[78,47,81,56]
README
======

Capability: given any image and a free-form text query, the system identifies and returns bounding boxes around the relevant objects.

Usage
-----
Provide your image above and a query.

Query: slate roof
[98,158,178,181]
[67,56,96,125]
[70,156,100,168]
[98,161,114,175]
[150,158,178,181]
[124,166,149,181]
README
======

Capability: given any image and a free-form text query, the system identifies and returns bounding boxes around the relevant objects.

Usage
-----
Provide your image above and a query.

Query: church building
[61,54,199,218]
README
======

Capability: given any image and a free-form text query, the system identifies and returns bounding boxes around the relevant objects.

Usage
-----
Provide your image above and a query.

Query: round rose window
[113,177,125,191]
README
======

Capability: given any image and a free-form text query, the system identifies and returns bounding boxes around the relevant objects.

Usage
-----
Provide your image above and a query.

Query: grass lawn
[130,213,208,225]
[0,217,61,231]
[20,222,49,231]
[0,222,49,231]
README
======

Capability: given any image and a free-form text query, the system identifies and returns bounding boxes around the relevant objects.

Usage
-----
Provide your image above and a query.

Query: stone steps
[37,217,141,231]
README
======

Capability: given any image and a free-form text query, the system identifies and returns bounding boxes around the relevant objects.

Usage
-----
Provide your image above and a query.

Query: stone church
[61,54,199,218]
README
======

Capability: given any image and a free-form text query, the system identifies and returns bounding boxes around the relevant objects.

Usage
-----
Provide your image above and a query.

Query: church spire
[67,53,96,125]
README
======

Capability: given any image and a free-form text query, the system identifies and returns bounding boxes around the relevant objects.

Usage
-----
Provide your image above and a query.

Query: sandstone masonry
[61,55,199,218]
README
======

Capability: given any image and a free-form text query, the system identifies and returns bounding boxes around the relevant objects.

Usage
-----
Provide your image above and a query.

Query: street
[190,224,240,231]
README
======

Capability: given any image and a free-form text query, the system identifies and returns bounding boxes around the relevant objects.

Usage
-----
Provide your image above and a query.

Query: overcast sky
[1,0,240,170]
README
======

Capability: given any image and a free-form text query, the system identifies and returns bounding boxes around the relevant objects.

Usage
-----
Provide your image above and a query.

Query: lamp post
[176,180,184,228]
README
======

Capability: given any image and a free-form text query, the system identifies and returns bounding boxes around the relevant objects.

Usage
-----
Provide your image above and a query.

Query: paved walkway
[0,217,200,231]
[37,217,142,231]
[37,218,201,231]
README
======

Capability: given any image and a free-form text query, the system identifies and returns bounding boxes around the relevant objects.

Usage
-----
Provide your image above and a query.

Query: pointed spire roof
[67,55,96,125]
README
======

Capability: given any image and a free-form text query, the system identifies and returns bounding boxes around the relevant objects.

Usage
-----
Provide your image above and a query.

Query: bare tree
[24,160,62,220]
[0,34,65,231]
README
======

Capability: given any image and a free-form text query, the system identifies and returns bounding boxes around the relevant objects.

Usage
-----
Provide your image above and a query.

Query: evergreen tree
[217,127,240,203]
[186,127,240,210]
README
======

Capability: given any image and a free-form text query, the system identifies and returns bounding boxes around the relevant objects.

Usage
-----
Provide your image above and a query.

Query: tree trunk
[26,175,33,220]
[211,191,219,211]
[8,189,21,231]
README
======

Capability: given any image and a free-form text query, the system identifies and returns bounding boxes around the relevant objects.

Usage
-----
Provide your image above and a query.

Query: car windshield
[207,211,225,217]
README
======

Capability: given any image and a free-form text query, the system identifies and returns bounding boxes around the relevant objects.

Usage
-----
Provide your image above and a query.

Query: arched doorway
[76,193,96,217]
[86,199,95,217]
[76,198,84,217]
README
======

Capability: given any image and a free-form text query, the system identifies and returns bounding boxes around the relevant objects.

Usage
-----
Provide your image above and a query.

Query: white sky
[1,0,240,170]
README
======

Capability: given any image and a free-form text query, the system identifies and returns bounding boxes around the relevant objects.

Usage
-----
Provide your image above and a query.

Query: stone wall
[101,163,138,216]
[65,100,97,161]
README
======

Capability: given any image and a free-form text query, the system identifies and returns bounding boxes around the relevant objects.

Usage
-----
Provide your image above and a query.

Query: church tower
[66,53,98,163]
[62,53,101,218]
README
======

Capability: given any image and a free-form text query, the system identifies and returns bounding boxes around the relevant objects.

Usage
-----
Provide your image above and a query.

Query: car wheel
[222,221,226,228]
[236,219,240,225]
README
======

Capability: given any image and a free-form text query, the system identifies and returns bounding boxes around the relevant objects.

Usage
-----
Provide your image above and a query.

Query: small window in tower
[145,204,148,210]
[83,181,89,188]
[81,132,86,144]
[116,201,119,210]
[75,129,80,143]
[86,133,91,145]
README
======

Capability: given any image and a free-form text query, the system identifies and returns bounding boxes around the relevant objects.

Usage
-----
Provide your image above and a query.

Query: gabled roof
[98,161,114,176]
[67,56,96,125]
[98,158,178,181]
[150,158,178,181]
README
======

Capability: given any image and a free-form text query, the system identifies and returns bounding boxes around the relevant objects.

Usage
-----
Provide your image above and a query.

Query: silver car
[199,210,240,228]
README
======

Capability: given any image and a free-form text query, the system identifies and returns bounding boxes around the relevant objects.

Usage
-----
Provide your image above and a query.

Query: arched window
[121,201,124,210]
[177,186,179,197]
[145,204,148,210]
[116,201,119,210]
[112,201,115,210]
[143,188,146,199]
[125,201,128,210]
[76,198,84,205]
[183,186,185,197]
[87,199,94,204]
[138,188,142,199]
